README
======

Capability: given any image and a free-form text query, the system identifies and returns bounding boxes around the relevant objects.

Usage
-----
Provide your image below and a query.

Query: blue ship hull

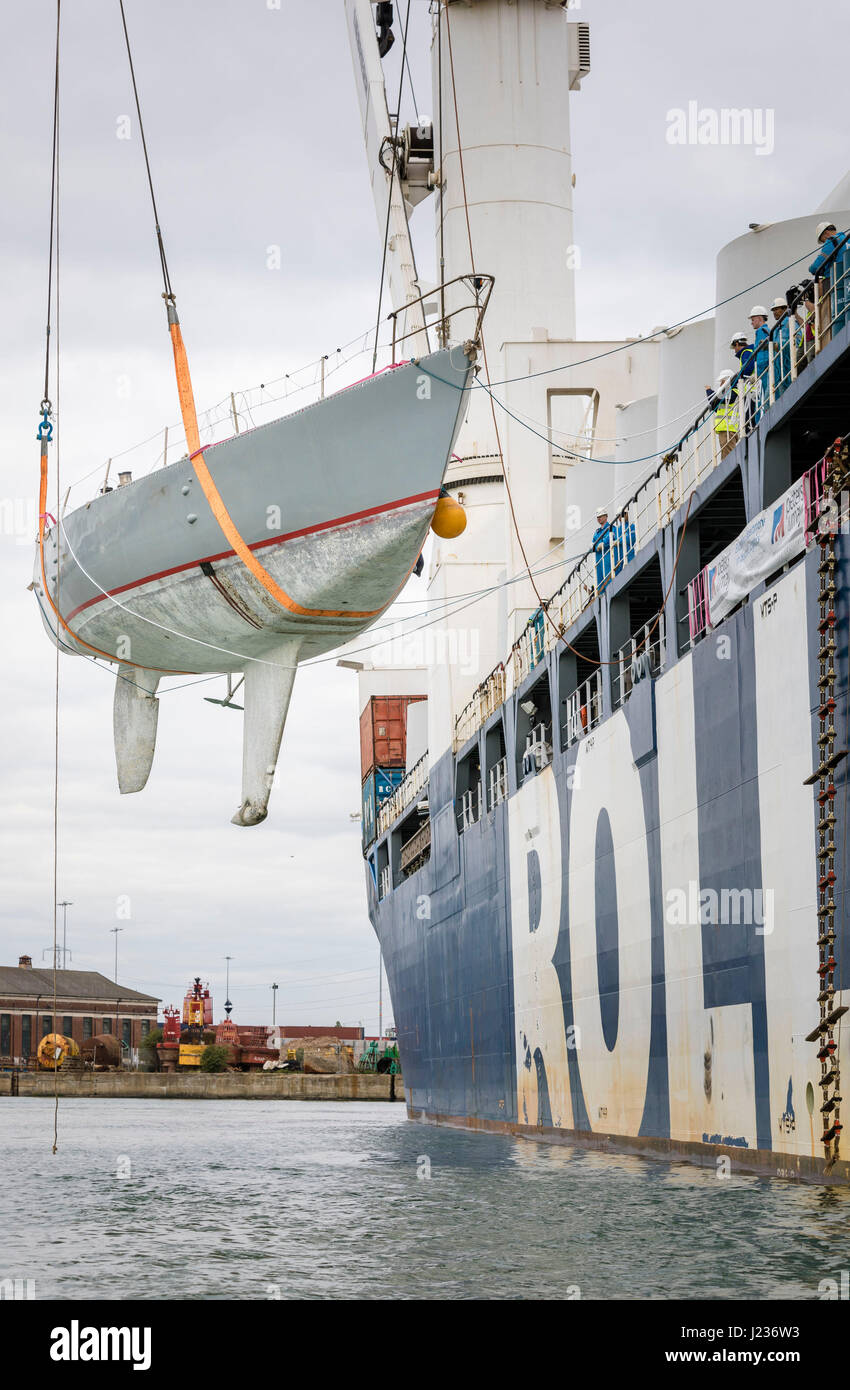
[365,323,850,1183]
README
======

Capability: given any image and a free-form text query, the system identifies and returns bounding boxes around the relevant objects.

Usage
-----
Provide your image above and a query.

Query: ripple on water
[0,1098,841,1300]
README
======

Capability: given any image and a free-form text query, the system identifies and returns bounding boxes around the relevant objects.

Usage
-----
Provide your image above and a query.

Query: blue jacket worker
[730,332,755,376]
[770,298,791,394]
[748,305,770,419]
[593,508,612,592]
[810,221,850,335]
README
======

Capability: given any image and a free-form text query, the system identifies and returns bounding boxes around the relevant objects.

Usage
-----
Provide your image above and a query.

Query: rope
[118,0,173,302]
[371,0,413,373]
[40,0,62,1155]
[42,1,60,408]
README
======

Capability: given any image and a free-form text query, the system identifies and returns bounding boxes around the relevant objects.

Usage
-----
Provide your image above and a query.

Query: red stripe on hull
[66,488,439,623]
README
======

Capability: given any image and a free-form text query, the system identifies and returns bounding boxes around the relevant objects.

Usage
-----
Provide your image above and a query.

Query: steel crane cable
[118,0,173,302]
[37,0,62,1155]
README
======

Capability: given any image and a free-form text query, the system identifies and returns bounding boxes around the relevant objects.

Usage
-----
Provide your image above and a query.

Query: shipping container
[361,766,405,844]
[359,695,425,779]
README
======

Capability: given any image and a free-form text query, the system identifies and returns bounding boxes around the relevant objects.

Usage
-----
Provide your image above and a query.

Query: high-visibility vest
[714,398,738,432]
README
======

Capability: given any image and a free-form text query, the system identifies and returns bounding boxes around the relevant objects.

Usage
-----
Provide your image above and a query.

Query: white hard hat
[816,220,837,240]
[749,305,768,318]
[730,331,748,344]
[717,369,734,382]
[771,297,787,310]
[595,506,608,519]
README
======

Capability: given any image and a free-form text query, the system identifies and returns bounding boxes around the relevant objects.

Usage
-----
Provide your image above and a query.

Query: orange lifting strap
[166,302,381,623]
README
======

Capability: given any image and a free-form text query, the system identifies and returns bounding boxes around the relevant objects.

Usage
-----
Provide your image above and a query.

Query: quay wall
[0,1071,404,1101]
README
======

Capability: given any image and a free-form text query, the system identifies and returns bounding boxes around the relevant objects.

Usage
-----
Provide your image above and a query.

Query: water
[2,1098,850,1300]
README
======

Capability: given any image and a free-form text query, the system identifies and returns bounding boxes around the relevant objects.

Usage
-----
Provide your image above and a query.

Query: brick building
[0,955,159,1066]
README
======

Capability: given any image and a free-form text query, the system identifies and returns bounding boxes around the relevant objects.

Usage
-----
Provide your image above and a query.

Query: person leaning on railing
[730,332,757,429]
[794,281,817,367]
[748,305,771,421]
[705,369,739,458]
[593,507,613,592]
[769,297,791,394]
[810,221,850,338]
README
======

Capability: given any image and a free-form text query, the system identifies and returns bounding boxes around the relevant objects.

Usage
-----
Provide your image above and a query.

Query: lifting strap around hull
[167,307,385,623]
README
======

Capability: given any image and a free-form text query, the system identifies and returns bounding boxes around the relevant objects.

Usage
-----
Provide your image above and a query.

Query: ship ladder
[804,438,850,1172]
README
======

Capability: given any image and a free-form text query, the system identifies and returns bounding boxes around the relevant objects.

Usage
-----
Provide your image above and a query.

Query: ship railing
[803,454,830,542]
[458,783,483,833]
[612,613,667,710]
[521,722,553,779]
[454,663,506,750]
[488,756,509,810]
[686,453,833,645]
[399,820,432,877]
[686,568,711,646]
[379,864,392,901]
[451,236,850,746]
[388,274,495,359]
[562,672,603,750]
[376,753,429,838]
[64,278,493,515]
[510,608,548,685]
[546,551,596,642]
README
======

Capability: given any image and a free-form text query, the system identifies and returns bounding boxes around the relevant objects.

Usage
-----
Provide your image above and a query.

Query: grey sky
[1,0,847,1029]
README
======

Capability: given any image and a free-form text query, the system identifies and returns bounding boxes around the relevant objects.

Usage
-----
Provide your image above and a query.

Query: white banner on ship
[706,476,807,628]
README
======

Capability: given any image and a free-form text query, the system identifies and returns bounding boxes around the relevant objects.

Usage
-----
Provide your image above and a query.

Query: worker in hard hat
[793,280,817,369]
[730,332,755,374]
[749,305,770,422]
[770,297,792,395]
[593,507,612,593]
[809,221,850,338]
[705,370,739,458]
[730,333,757,428]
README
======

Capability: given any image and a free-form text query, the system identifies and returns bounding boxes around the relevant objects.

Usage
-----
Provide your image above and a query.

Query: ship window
[558,620,601,750]
[397,804,431,879]
[455,745,482,833]
[548,389,599,470]
[515,672,553,782]
[484,717,508,811]
[610,555,667,710]
[376,840,391,900]
[675,467,747,654]
[697,468,747,570]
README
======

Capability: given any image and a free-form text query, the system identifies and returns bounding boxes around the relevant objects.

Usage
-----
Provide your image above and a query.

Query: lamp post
[378,946,383,1048]
[109,926,124,983]
[225,955,233,1018]
[271,982,278,1027]
[57,901,73,969]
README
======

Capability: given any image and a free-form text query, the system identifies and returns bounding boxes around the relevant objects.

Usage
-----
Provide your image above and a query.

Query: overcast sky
[1,0,847,1031]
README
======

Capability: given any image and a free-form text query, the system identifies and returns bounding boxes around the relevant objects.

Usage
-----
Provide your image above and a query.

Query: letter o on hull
[568,714,653,1135]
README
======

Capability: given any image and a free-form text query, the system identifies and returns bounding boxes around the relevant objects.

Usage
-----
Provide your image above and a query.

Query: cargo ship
[346,1,850,1181]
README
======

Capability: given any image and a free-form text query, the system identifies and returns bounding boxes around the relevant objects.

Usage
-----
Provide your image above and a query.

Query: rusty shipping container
[359,695,425,779]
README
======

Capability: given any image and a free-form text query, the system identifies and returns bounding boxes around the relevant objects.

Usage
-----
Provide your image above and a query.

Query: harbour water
[2,1099,849,1300]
